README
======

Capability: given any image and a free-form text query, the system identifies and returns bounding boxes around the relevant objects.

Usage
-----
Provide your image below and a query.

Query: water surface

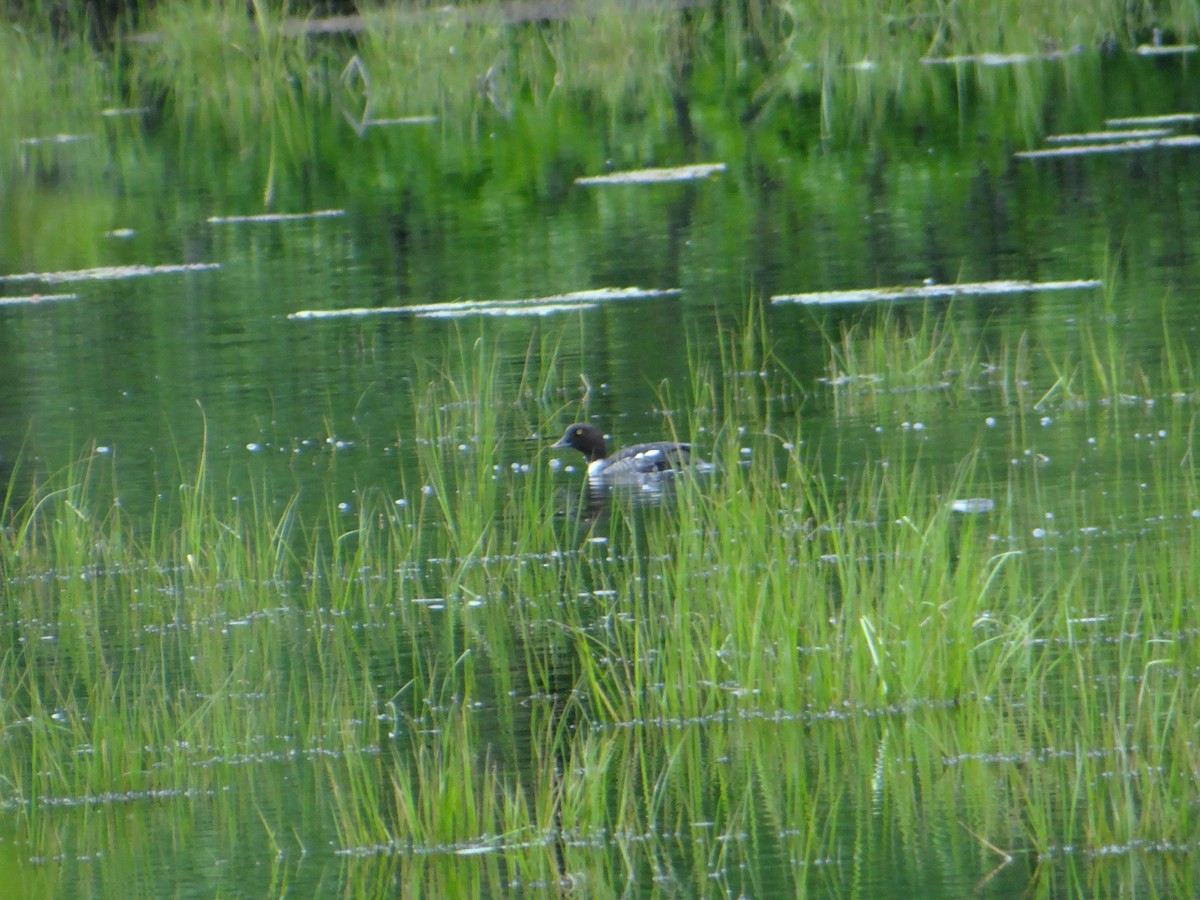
[3,19,1200,898]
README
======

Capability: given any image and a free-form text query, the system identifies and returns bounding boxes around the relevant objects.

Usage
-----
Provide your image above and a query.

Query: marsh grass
[125,0,337,201]
[7,0,1200,294]
[0,26,111,136]
[347,3,511,124]
[22,0,1193,182]
[5,302,1200,894]
[7,0,1200,891]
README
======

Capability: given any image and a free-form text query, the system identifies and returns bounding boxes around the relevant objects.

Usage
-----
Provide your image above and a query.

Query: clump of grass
[0,20,112,130]
[126,0,334,200]
[347,4,511,125]
[10,0,1200,192]
[6,302,1200,894]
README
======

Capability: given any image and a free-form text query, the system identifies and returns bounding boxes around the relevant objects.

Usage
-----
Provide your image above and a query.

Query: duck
[551,422,702,479]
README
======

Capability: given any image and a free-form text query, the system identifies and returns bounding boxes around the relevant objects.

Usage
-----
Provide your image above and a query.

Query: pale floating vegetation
[0,293,79,307]
[207,209,346,224]
[105,228,136,238]
[16,133,93,146]
[1105,113,1200,126]
[920,48,1082,66]
[574,163,726,185]
[288,287,681,320]
[770,278,1101,305]
[364,116,438,127]
[0,263,221,284]
[1016,135,1200,158]
[1021,109,1200,157]
[416,302,599,318]
[949,498,996,514]
[1136,43,1198,55]
[1045,129,1172,143]
[99,107,150,117]
[453,843,501,856]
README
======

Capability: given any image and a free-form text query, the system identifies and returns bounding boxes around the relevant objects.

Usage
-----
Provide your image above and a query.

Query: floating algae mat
[949,498,996,514]
[1016,110,1200,158]
[1016,135,1200,158]
[1136,43,1199,56]
[1044,129,1172,143]
[411,302,599,318]
[1105,113,1200,126]
[575,163,726,185]
[770,279,1101,305]
[288,287,681,319]
[208,209,346,224]
[364,116,438,127]
[920,48,1081,65]
[0,263,221,284]
[16,133,93,147]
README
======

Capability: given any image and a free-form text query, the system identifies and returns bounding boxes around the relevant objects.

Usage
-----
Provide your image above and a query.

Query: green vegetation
[4,0,1200,174]
[3,304,1200,894]
[5,0,1200,895]
[6,0,1197,316]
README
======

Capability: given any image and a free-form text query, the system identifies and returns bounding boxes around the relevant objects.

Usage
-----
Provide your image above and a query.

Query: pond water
[4,12,1200,897]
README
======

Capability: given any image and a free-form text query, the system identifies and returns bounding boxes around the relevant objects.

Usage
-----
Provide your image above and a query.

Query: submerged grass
[4,302,1200,893]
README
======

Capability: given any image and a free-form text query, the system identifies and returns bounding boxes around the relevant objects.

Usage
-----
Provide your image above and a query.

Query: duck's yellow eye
[575,428,582,435]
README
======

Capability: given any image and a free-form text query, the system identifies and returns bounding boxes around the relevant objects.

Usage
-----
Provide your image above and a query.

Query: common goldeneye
[551,423,702,478]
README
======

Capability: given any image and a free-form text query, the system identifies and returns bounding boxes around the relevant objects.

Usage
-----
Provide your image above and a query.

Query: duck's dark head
[552,423,608,462]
